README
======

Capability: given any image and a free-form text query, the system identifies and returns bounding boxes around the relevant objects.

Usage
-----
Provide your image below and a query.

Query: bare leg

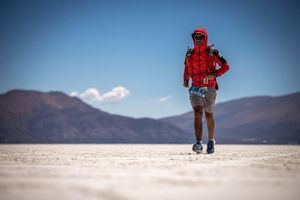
[193,105,203,141]
[205,111,215,140]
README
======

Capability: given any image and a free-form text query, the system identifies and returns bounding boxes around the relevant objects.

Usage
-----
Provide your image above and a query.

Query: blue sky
[1,0,300,118]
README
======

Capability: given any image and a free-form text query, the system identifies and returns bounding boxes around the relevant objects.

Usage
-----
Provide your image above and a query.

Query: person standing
[183,27,230,154]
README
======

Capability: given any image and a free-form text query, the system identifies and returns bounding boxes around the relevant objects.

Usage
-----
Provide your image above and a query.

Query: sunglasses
[193,34,204,40]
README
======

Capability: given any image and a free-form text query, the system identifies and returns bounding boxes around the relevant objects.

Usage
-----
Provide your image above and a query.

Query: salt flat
[0,144,299,200]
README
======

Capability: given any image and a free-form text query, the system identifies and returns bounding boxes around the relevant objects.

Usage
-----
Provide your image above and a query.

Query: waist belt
[189,87,208,97]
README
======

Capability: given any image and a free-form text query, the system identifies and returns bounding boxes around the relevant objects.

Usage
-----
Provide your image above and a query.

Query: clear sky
[1,0,300,118]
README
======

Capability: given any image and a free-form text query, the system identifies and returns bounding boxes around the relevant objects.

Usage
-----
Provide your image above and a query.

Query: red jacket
[183,28,229,88]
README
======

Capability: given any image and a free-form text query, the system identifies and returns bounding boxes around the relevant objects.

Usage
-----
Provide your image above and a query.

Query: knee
[205,112,214,120]
[193,106,203,118]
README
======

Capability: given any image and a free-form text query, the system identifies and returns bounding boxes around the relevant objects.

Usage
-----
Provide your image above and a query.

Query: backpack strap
[206,44,220,90]
[184,46,193,64]
[205,44,215,56]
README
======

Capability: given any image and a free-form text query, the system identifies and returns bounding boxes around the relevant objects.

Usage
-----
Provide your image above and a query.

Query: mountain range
[160,92,300,144]
[0,90,192,143]
[0,89,299,144]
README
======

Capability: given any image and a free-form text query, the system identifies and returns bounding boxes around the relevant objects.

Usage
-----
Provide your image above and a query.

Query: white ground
[0,144,299,200]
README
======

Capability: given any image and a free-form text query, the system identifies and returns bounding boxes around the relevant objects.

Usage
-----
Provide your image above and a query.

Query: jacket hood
[192,28,208,52]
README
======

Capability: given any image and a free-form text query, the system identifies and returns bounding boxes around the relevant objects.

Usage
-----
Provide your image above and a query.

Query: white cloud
[70,86,129,103]
[69,91,79,97]
[79,88,102,102]
[101,86,130,102]
[159,95,173,103]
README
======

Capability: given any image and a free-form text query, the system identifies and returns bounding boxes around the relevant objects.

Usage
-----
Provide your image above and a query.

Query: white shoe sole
[195,149,203,154]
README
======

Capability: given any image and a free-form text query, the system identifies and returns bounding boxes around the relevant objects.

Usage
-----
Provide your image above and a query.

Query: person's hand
[183,80,189,88]
[203,74,216,84]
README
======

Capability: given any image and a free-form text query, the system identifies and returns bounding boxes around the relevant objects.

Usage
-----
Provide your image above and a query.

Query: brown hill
[160,92,300,144]
[0,90,192,143]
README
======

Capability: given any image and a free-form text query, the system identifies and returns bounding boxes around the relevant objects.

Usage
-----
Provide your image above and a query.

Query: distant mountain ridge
[0,89,192,143]
[160,92,300,144]
[0,89,299,144]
